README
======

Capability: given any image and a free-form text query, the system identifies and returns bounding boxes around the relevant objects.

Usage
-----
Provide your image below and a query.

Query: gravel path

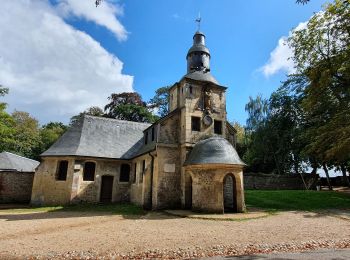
[0,210,349,259]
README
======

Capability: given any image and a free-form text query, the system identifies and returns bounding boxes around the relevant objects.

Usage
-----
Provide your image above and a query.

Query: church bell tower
[167,30,232,146]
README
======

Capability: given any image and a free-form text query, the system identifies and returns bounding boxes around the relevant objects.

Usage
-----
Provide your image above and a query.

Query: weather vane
[195,13,201,31]
[95,0,102,7]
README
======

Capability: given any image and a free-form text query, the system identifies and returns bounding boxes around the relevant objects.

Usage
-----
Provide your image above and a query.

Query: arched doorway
[223,174,236,212]
[185,174,192,209]
[100,176,114,203]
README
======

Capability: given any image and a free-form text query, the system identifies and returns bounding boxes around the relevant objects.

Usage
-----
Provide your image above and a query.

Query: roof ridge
[1,151,39,163]
[83,115,152,126]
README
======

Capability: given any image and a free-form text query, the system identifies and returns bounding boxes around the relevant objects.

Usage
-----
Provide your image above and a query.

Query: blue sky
[0,0,328,125]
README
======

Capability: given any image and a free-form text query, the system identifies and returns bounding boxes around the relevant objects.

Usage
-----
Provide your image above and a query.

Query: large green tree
[33,122,68,159]
[288,0,350,187]
[105,92,158,123]
[10,111,41,159]
[0,86,17,153]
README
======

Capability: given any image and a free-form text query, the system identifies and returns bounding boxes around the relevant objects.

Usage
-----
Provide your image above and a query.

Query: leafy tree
[232,122,248,160]
[149,86,170,117]
[243,87,309,175]
[0,85,8,98]
[105,92,158,123]
[70,106,104,126]
[109,104,158,123]
[0,86,17,153]
[33,122,68,159]
[288,0,350,187]
[243,95,275,173]
[244,94,268,132]
[10,111,40,159]
[104,92,145,115]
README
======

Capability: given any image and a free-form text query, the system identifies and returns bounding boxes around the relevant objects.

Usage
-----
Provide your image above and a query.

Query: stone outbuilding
[31,30,246,213]
[0,152,39,203]
[184,137,245,213]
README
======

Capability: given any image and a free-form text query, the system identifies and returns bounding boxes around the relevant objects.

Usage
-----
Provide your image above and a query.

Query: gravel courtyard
[0,209,349,259]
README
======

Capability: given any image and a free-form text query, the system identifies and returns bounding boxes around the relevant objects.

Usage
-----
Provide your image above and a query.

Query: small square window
[191,116,200,131]
[214,120,222,135]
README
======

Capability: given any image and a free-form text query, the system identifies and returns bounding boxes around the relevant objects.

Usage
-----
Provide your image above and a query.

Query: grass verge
[245,190,350,211]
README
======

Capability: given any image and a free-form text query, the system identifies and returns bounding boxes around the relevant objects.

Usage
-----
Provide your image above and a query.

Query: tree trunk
[273,153,282,175]
[299,171,309,190]
[340,165,350,187]
[322,163,333,191]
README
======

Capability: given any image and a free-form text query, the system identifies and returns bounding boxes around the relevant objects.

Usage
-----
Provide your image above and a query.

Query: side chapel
[31,31,246,213]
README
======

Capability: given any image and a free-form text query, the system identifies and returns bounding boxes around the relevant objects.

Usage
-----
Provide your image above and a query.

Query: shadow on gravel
[0,203,161,221]
[0,203,186,222]
[301,209,350,220]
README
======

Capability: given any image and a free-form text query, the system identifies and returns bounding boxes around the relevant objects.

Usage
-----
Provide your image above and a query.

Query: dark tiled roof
[41,115,151,159]
[184,137,245,166]
[183,70,219,85]
[0,152,39,172]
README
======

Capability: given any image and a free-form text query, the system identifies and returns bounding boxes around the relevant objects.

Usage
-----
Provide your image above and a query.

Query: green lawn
[0,203,145,215]
[245,190,350,211]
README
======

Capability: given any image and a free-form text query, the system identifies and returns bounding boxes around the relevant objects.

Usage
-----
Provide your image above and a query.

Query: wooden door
[100,176,114,203]
[223,174,237,212]
[185,174,192,209]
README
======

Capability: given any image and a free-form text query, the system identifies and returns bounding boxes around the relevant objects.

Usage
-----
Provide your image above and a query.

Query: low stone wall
[0,171,34,203]
[244,172,318,190]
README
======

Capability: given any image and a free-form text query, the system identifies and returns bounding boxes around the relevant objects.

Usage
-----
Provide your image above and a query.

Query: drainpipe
[148,152,155,210]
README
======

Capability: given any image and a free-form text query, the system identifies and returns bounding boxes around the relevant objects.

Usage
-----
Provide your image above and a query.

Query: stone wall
[31,157,74,205]
[185,165,245,213]
[0,171,34,203]
[153,145,182,209]
[31,157,133,205]
[130,153,152,207]
[244,172,318,190]
[158,112,179,144]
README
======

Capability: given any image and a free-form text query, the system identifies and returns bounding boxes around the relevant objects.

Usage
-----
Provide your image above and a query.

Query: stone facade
[31,30,246,213]
[0,171,34,203]
[184,165,244,213]
[31,157,132,205]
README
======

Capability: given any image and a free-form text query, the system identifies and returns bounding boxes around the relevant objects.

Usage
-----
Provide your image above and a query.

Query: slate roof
[41,115,152,159]
[0,152,39,172]
[187,44,210,57]
[183,70,220,85]
[184,137,245,166]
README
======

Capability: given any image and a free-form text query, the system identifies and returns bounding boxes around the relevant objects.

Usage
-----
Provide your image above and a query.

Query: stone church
[31,31,245,213]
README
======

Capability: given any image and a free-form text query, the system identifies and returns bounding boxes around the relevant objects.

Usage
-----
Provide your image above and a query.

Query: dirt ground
[0,210,349,259]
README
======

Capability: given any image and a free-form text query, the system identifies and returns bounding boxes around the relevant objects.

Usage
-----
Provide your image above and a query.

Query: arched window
[83,162,96,181]
[120,164,130,182]
[56,160,68,181]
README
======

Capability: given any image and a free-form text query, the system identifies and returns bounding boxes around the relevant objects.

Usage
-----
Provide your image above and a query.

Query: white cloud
[0,0,133,124]
[261,22,307,77]
[56,0,128,41]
